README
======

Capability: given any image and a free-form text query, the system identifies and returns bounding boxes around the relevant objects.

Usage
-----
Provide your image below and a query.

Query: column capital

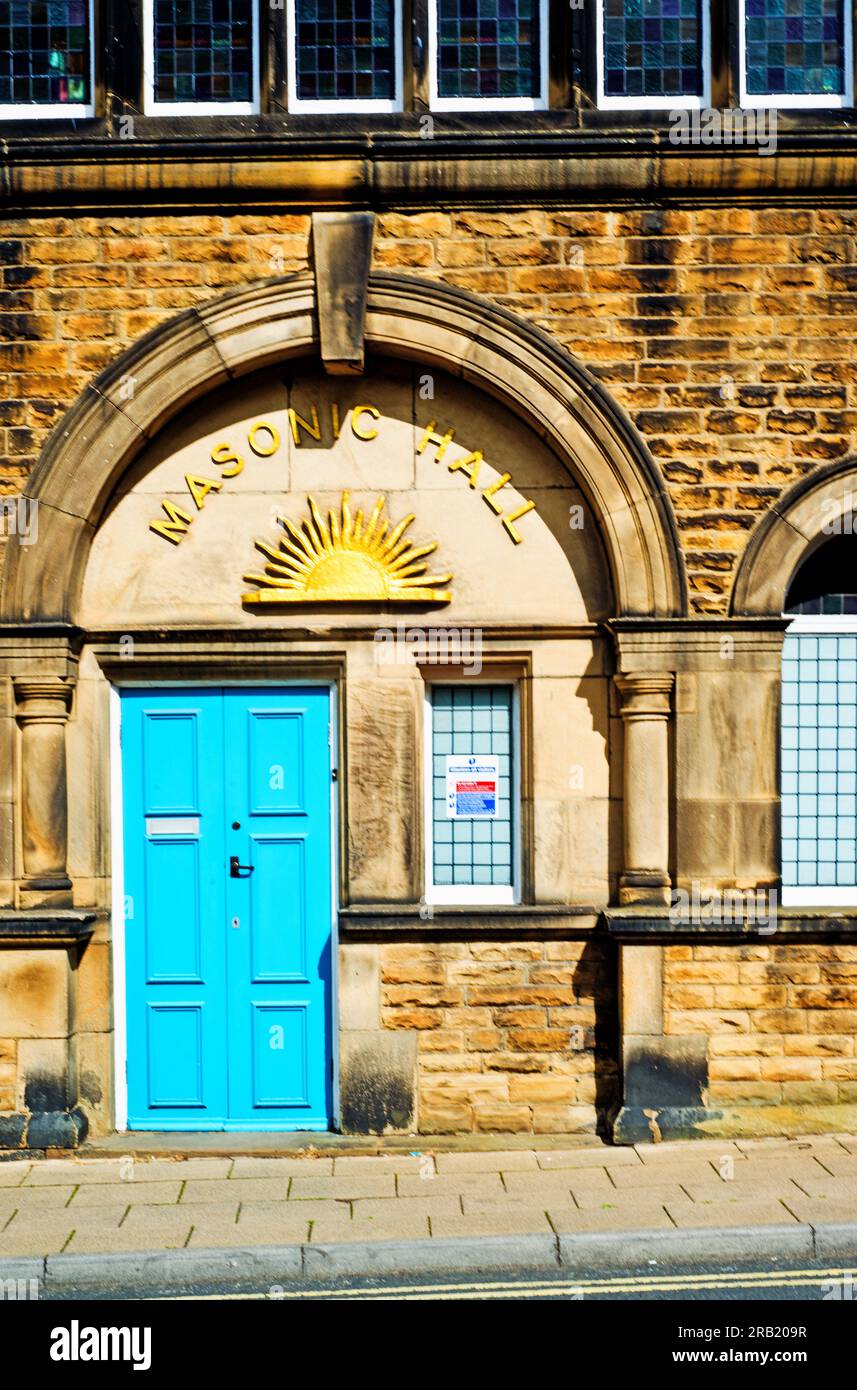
[615,672,674,719]
[13,677,74,724]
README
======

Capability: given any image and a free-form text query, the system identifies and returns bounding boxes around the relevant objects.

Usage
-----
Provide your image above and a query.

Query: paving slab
[332,1155,429,1175]
[786,1177,857,1200]
[70,1181,183,1207]
[570,1185,693,1211]
[1,1187,74,1207]
[351,1196,462,1218]
[65,1228,192,1254]
[503,1168,610,1193]
[633,1140,746,1162]
[180,1178,288,1204]
[0,1230,71,1256]
[289,1174,398,1200]
[429,1211,553,1238]
[243,1198,352,1222]
[23,1159,224,1185]
[809,1156,857,1179]
[737,1163,842,1189]
[549,1205,677,1234]
[308,1218,432,1243]
[396,1173,504,1199]
[666,1200,798,1229]
[780,1197,857,1225]
[188,1220,311,1247]
[229,1157,334,1178]
[536,1148,639,1170]
[121,1203,239,1231]
[3,1205,129,1232]
[681,1180,808,1203]
[0,1164,30,1186]
[433,1151,539,1174]
[607,1162,719,1188]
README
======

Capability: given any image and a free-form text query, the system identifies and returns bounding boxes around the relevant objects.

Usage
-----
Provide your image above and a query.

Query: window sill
[338,903,600,935]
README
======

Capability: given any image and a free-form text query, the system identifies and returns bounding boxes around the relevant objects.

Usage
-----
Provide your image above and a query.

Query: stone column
[615,673,674,906]
[13,677,73,906]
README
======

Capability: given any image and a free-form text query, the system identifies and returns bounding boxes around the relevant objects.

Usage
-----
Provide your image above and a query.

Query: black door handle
[229,856,254,878]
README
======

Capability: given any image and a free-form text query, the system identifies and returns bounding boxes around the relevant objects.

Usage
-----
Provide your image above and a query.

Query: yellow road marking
[176,1266,857,1300]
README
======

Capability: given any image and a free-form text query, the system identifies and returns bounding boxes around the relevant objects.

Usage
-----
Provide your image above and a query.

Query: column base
[19,877,73,909]
[618,870,671,906]
[0,1108,88,1151]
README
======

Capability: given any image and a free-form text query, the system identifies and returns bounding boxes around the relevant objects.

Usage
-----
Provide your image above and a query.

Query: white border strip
[286,0,403,112]
[428,0,549,112]
[423,679,521,906]
[110,679,339,1134]
[142,0,261,116]
[738,0,853,108]
[595,0,711,110]
[109,684,128,1132]
[0,0,96,120]
[781,616,857,910]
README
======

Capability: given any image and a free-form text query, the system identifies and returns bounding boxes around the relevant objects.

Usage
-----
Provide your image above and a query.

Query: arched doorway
[0,273,686,1140]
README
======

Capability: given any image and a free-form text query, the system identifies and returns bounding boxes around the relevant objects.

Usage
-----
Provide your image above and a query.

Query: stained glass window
[0,0,91,106]
[745,0,845,97]
[152,0,253,105]
[295,0,396,102]
[431,686,514,890]
[602,0,703,99]
[436,0,541,101]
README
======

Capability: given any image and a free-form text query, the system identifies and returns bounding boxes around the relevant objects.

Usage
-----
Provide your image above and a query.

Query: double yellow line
[193,1266,857,1300]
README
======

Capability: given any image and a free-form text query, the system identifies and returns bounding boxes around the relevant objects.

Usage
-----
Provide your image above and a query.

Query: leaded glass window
[429,685,516,898]
[744,0,846,98]
[601,0,704,102]
[433,0,544,105]
[0,0,91,108]
[781,634,857,893]
[293,0,397,104]
[150,0,254,107]
[782,540,857,904]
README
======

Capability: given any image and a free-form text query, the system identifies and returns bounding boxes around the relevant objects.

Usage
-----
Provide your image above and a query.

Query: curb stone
[302,1233,559,1279]
[1,1220,854,1294]
[558,1224,814,1269]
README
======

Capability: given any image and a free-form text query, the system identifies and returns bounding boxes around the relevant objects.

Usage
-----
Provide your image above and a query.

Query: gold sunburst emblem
[242,492,453,605]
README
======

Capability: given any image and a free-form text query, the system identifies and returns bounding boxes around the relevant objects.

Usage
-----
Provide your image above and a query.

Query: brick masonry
[665,943,857,1108]
[3,206,857,613]
[379,939,618,1135]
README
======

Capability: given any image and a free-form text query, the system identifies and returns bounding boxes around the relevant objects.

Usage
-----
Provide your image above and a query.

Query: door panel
[122,686,333,1130]
[224,690,332,1126]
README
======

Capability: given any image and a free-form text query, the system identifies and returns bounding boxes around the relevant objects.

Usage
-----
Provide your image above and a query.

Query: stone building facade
[3,2,857,1148]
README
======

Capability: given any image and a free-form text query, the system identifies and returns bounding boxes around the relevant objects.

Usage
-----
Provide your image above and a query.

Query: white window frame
[423,680,521,906]
[286,0,403,112]
[595,0,711,110]
[738,0,853,108]
[142,0,261,116]
[780,613,857,908]
[428,0,548,112]
[0,0,96,120]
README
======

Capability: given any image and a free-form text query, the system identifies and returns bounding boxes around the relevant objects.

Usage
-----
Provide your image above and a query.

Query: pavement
[4,1132,857,1294]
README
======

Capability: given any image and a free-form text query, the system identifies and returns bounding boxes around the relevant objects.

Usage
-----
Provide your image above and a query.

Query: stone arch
[1,273,687,622]
[731,457,857,617]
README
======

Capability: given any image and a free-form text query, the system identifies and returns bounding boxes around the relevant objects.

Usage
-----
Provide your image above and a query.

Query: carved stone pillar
[13,677,73,905]
[615,673,674,906]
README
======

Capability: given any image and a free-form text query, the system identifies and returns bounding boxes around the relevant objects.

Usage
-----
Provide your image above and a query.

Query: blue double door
[121,687,334,1130]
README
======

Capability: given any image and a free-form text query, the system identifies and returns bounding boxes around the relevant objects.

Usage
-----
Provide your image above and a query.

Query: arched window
[781,535,857,904]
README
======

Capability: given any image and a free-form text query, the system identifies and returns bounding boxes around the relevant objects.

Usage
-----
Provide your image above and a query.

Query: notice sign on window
[445,755,499,819]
